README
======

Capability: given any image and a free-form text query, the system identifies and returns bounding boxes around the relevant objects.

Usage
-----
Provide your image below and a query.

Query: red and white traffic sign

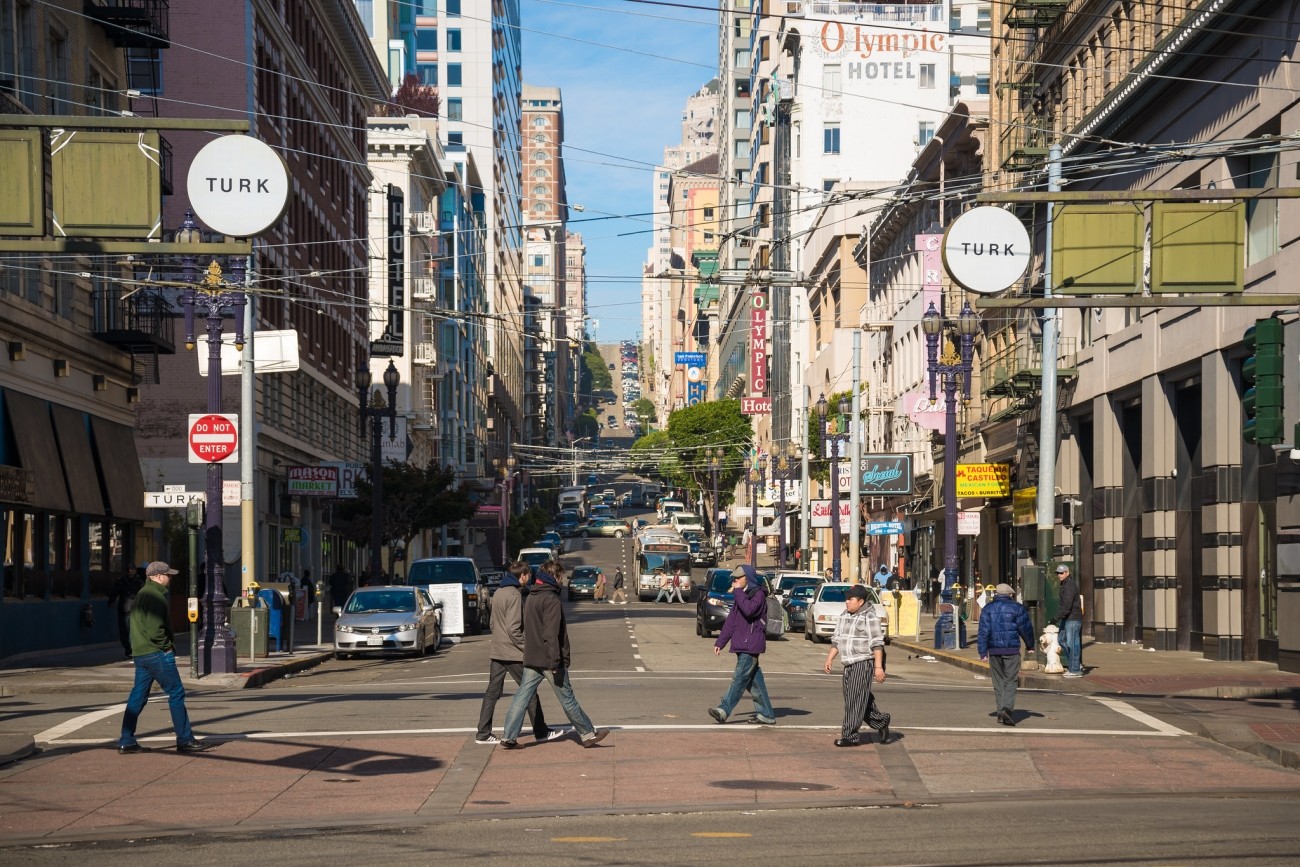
[188,413,239,464]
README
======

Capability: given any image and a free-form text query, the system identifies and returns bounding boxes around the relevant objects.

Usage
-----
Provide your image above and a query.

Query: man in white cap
[977,583,1036,726]
[116,561,213,754]
[1055,564,1084,678]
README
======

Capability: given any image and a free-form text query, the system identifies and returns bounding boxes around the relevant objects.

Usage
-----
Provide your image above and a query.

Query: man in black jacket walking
[1055,564,1084,678]
[499,560,609,749]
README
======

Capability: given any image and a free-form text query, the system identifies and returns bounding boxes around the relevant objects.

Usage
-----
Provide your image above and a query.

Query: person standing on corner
[708,565,776,726]
[823,584,891,746]
[977,582,1036,726]
[1055,564,1085,678]
[474,561,559,745]
[117,562,214,755]
[499,560,609,749]
[107,565,145,659]
[610,567,627,605]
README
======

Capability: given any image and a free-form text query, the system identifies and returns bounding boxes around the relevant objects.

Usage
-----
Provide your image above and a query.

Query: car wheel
[615,530,624,538]
[804,627,812,642]
[581,530,590,538]
[567,592,574,601]
[695,619,704,636]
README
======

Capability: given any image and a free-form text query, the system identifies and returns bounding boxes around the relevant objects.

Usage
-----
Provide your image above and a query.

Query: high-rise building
[410,0,524,467]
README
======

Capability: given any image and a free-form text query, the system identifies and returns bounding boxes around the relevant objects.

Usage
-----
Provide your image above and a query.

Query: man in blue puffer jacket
[708,565,776,725]
[977,582,1036,727]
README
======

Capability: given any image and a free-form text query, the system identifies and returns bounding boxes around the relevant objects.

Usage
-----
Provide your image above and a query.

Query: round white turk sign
[187,135,290,238]
[942,206,1032,294]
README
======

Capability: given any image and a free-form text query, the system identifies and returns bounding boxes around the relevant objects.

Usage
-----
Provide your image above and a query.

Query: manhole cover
[709,780,834,792]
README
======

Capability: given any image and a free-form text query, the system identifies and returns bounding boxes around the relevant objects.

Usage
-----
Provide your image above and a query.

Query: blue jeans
[1061,619,1083,674]
[502,667,594,742]
[655,587,672,603]
[119,650,194,747]
[717,652,774,721]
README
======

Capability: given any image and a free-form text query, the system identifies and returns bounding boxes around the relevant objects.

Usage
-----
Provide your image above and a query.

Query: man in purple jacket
[708,565,776,725]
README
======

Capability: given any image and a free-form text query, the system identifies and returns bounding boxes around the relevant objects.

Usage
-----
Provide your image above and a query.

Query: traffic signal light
[1243,317,1284,445]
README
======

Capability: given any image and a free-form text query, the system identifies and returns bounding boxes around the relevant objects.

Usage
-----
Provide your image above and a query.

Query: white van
[670,512,703,534]
[658,499,686,520]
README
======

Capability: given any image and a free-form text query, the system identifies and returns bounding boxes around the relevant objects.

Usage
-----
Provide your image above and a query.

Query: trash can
[231,598,269,658]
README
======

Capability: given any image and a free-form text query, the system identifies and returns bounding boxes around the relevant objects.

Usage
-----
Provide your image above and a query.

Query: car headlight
[337,624,354,633]
[707,598,729,609]
[815,613,835,622]
[400,622,417,632]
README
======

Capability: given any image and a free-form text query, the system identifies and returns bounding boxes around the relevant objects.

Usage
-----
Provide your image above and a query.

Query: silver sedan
[334,586,442,659]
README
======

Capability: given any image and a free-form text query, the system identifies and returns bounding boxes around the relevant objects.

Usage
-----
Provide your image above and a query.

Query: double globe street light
[921,300,980,604]
[742,452,766,565]
[356,360,400,585]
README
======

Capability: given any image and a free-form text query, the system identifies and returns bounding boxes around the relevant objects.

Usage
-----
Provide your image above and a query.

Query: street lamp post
[775,441,799,569]
[493,455,516,565]
[817,394,851,583]
[178,210,246,677]
[357,360,400,585]
[744,452,765,565]
[922,300,980,603]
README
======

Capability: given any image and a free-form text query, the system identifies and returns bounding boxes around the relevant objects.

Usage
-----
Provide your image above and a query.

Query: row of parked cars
[694,568,889,642]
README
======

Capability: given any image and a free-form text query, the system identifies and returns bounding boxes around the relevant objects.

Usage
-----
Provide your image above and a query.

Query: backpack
[765,595,785,638]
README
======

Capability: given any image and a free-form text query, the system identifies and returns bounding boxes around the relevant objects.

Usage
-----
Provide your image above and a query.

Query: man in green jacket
[117,561,214,754]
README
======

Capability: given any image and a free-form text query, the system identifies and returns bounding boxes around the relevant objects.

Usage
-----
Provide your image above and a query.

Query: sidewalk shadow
[56,738,446,777]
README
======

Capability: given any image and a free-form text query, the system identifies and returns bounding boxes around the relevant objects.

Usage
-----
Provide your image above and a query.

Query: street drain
[323,778,360,783]
[709,780,834,792]
[470,800,510,805]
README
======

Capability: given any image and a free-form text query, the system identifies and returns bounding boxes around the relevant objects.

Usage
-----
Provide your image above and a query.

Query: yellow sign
[881,589,921,638]
[1012,487,1037,527]
[955,463,1011,497]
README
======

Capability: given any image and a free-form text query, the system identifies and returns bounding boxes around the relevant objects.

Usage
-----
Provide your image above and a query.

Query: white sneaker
[474,734,500,744]
[1062,671,1084,678]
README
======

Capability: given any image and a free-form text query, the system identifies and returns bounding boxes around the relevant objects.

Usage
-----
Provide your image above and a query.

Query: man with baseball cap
[823,583,890,746]
[1055,564,1084,678]
[117,561,214,754]
[977,583,1036,725]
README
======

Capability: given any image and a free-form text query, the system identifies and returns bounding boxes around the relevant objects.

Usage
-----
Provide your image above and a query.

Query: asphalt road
[5,525,1300,861]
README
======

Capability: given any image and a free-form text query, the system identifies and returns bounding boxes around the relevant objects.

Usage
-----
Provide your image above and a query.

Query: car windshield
[708,570,735,593]
[779,578,819,593]
[818,586,849,603]
[346,590,416,613]
[521,551,551,566]
[408,560,475,585]
[571,568,599,580]
[791,586,816,600]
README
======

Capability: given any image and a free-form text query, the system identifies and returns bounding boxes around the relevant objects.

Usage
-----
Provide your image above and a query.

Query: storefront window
[88,520,104,571]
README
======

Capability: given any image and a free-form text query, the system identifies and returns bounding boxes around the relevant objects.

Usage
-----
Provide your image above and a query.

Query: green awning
[694,284,719,306]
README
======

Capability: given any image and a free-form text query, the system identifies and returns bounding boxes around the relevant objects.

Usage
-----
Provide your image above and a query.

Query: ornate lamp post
[492,455,517,566]
[775,441,799,569]
[743,452,765,565]
[178,210,246,676]
[357,359,400,585]
[922,300,980,603]
[817,393,851,582]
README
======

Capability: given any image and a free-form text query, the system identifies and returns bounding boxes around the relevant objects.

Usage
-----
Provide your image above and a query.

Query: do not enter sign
[188,413,239,464]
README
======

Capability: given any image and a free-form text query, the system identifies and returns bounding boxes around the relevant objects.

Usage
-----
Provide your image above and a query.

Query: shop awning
[2,389,70,512]
[468,503,503,529]
[51,404,106,516]
[90,416,148,521]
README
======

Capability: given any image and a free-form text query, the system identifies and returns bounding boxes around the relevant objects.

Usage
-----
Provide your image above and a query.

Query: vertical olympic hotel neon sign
[749,287,768,399]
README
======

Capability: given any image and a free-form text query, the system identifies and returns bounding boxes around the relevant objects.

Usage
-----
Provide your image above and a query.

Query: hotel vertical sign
[749,287,768,411]
[386,184,405,344]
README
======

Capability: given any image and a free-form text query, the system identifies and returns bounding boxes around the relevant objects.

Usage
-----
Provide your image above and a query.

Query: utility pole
[1035,145,1063,592]
[850,329,862,584]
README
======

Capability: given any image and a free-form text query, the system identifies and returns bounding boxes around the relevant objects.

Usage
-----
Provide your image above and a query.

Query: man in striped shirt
[823,584,891,747]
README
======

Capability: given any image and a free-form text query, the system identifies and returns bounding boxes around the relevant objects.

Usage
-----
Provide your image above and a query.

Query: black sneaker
[998,709,1016,727]
[581,729,609,748]
[707,706,727,724]
[117,743,148,754]
[874,717,892,744]
[500,739,519,749]
[834,737,860,748]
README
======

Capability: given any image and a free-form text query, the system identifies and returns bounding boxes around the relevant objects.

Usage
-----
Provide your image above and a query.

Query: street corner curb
[890,638,990,677]
[239,651,333,689]
[1195,719,1300,771]
[0,734,36,768]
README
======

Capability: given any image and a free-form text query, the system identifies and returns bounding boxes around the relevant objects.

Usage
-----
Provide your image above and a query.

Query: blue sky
[521,0,718,342]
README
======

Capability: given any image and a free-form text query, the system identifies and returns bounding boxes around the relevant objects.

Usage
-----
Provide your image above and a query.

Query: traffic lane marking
[41,721,1184,747]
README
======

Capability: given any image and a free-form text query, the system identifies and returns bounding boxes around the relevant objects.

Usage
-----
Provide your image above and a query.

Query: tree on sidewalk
[334,460,477,558]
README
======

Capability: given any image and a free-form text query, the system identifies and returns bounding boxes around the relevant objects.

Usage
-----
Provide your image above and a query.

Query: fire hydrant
[1040,624,1064,673]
